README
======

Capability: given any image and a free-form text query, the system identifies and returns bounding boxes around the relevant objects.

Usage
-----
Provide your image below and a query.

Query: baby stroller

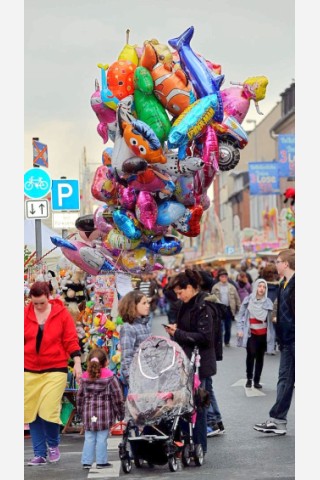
[118,335,204,473]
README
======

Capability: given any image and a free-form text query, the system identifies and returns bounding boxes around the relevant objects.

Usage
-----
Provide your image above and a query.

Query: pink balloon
[194,125,219,195]
[93,205,114,234]
[59,240,111,276]
[90,80,117,143]
[118,185,137,211]
[91,165,117,203]
[135,191,158,229]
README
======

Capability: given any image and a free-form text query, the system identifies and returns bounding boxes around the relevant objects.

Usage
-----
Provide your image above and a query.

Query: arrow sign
[231,379,266,397]
[25,199,49,219]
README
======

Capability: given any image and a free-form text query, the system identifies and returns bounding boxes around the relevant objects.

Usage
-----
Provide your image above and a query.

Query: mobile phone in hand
[162,324,169,328]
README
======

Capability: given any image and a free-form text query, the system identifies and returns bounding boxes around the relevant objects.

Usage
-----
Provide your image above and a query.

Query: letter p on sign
[51,179,80,211]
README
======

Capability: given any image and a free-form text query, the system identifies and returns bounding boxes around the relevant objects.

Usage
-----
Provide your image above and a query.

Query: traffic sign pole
[35,218,42,260]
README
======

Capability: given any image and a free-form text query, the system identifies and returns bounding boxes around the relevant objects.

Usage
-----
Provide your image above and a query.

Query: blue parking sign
[24,168,51,199]
[51,179,80,211]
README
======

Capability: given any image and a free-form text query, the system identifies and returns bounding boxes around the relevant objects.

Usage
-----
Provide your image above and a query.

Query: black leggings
[246,333,267,383]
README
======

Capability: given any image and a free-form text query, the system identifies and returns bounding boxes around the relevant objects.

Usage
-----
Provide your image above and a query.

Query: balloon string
[25,233,77,267]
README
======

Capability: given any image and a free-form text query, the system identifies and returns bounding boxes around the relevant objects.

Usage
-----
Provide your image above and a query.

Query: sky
[24,0,295,180]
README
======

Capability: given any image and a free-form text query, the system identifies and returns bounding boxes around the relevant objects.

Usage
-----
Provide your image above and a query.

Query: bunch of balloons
[52,26,268,275]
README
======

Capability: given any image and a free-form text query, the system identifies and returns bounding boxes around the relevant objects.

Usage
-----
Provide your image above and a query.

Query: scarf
[248,278,268,320]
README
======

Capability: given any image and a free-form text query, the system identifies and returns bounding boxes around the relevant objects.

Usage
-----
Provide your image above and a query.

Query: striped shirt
[249,317,267,335]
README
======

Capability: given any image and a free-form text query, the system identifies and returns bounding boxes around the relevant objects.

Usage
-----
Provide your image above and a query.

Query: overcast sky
[24,0,295,180]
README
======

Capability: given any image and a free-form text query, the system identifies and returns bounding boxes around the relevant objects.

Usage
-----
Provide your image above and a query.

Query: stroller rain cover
[126,336,194,425]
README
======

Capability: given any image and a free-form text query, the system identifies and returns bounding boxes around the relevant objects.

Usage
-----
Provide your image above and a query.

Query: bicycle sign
[24,168,51,199]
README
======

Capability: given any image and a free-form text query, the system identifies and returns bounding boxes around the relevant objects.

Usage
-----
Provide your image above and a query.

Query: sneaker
[217,421,225,433]
[224,343,230,347]
[96,463,113,468]
[253,420,287,435]
[207,424,221,437]
[27,456,47,466]
[254,382,262,389]
[48,446,61,463]
[246,379,252,388]
[82,464,92,469]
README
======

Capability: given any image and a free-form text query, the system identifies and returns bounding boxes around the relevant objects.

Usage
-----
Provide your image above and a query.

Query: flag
[33,140,48,168]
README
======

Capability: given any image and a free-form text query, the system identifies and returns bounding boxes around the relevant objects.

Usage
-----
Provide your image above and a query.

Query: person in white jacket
[236,279,275,389]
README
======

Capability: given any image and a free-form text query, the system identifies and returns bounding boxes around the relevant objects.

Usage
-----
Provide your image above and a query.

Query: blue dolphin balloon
[168,25,224,119]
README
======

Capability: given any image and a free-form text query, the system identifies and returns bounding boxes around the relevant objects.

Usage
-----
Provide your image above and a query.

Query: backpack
[204,300,228,361]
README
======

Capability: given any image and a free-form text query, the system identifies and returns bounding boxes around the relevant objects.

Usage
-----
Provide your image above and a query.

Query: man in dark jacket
[254,249,295,436]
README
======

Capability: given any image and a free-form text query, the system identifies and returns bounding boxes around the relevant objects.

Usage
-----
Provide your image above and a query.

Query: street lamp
[246,119,258,161]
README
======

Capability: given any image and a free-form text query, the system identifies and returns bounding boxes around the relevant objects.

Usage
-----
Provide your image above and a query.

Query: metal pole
[60,176,68,238]
[35,219,42,260]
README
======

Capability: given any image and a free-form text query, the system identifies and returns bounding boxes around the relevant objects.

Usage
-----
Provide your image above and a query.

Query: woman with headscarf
[235,279,275,389]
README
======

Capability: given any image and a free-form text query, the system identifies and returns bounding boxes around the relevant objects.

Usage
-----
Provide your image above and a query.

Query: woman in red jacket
[24,281,82,466]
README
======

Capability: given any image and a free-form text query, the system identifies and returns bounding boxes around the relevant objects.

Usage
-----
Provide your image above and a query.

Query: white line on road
[232,379,266,396]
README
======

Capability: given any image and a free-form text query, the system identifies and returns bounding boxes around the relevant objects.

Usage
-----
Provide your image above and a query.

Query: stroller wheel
[168,455,178,472]
[121,456,132,473]
[133,457,143,468]
[194,444,204,466]
[182,444,191,467]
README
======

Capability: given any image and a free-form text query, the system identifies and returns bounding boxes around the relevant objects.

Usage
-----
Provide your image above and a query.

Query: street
[24,313,295,480]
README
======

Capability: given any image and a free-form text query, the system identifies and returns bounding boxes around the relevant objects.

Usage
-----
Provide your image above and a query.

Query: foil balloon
[119,247,159,273]
[102,147,113,166]
[122,119,167,164]
[194,124,219,195]
[133,66,171,144]
[221,76,269,123]
[168,26,225,104]
[98,60,136,110]
[118,30,139,65]
[140,41,192,117]
[141,236,183,255]
[118,185,137,210]
[50,236,115,275]
[75,214,101,242]
[90,79,117,144]
[112,209,142,240]
[141,224,168,240]
[174,175,195,206]
[135,191,158,229]
[123,167,175,196]
[93,205,114,234]
[195,193,211,211]
[159,151,204,178]
[91,165,117,203]
[172,205,204,237]
[105,228,141,251]
[168,94,224,158]
[156,200,186,226]
[122,157,148,174]
[111,96,138,172]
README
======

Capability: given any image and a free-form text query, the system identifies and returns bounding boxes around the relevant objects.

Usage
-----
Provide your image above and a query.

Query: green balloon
[134,66,172,144]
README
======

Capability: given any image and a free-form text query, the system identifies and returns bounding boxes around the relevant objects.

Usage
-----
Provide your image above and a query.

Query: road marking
[88,461,121,478]
[232,378,266,396]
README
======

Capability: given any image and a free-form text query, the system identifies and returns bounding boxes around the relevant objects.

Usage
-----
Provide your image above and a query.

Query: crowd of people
[24,249,295,467]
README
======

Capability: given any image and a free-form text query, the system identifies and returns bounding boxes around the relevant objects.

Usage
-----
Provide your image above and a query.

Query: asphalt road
[24,313,295,480]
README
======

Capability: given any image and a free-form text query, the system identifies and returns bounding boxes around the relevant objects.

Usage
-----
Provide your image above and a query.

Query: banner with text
[249,162,280,195]
[277,134,295,178]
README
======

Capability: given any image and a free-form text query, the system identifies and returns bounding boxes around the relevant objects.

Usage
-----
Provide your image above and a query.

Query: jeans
[269,343,295,423]
[81,429,109,465]
[29,414,60,458]
[193,378,208,454]
[222,307,233,345]
[205,376,222,425]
